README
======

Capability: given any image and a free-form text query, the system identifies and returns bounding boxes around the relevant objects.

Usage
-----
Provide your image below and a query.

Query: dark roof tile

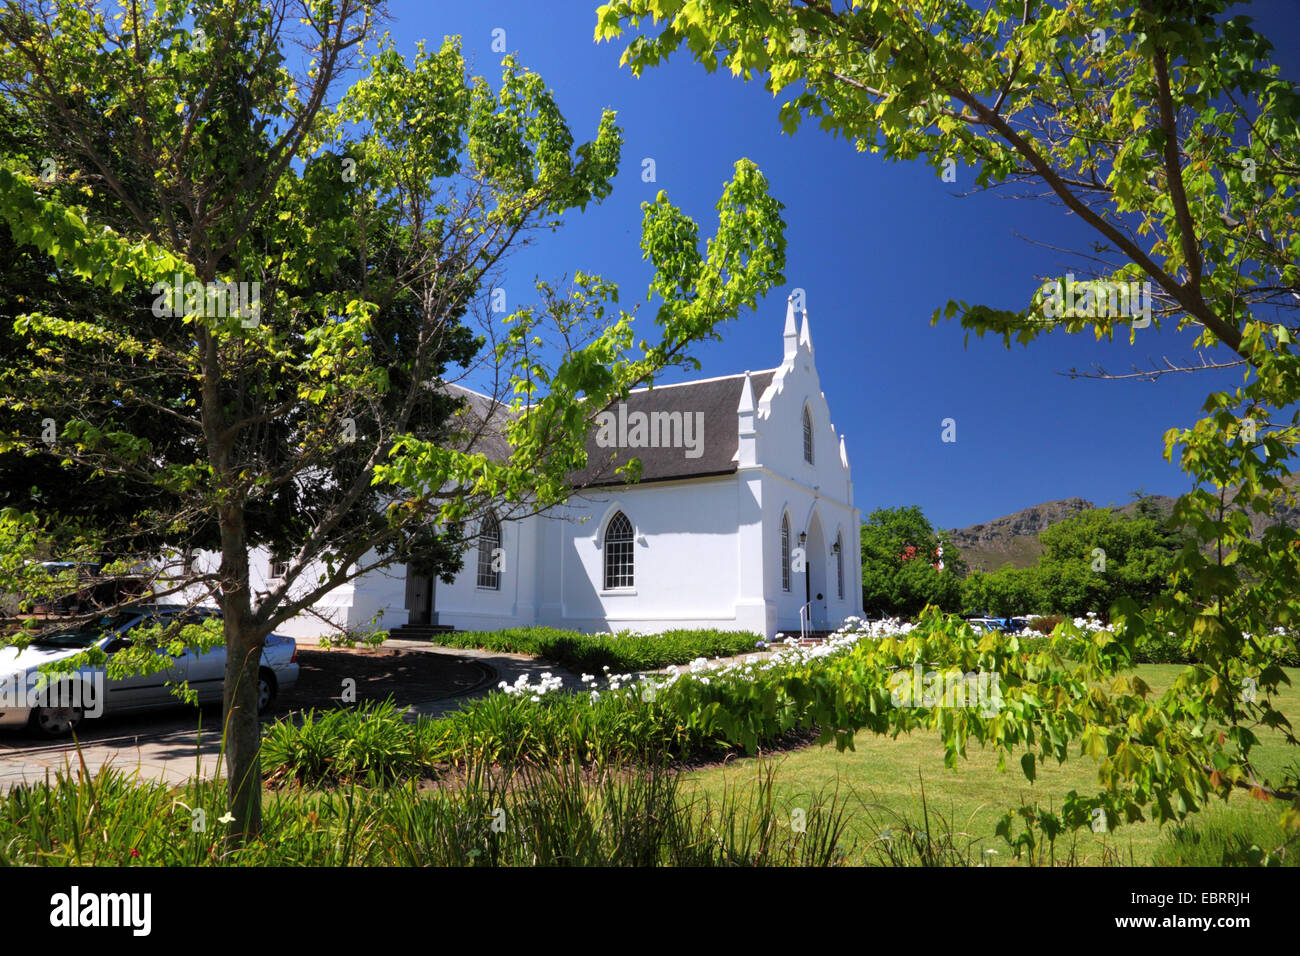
[571,370,776,487]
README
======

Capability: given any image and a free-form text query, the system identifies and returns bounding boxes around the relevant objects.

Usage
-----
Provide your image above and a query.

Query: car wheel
[257,669,277,712]
[29,703,84,738]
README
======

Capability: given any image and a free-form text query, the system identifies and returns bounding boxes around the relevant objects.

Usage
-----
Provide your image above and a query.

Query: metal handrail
[798,602,811,642]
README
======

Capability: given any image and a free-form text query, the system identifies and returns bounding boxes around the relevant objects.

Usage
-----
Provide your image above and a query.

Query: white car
[0,605,299,737]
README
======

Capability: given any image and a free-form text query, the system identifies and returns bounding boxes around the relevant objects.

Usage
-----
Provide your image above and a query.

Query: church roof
[442,383,516,463]
[442,367,778,488]
[571,369,776,488]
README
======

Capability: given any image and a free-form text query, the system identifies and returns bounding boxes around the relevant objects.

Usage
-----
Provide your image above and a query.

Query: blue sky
[386,0,1298,531]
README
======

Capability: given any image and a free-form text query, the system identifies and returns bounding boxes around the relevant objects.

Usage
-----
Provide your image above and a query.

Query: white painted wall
[172,546,354,642]
[432,512,539,632]
[546,475,753,634]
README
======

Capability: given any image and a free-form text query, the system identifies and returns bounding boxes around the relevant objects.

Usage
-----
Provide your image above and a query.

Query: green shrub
[264,616,1006,786]
[0,758,853,867]
[423,684,722,768]
[1131,630,1192,664]
[426,626,762,672]
[265,613,1299,796]
[261,690,719,787]
[262,700,424,785]
[1018,619,1300,666]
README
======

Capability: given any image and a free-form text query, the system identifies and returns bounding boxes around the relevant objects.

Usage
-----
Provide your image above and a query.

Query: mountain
[948,498,1093,572]
[949,484,1300,573]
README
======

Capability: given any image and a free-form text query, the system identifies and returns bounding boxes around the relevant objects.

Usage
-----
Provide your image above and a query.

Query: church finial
[737,370,758,465]
[799,306,812,350]
[737,369,755,413]
[783,295,799,360]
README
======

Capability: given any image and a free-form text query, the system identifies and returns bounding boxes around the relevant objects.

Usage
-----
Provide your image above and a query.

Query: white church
[253,297,864,642]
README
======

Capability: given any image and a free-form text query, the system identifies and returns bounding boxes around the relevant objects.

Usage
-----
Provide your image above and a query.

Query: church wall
[760,471,861,633]
[546,475,757,635]
[430,513,539,632]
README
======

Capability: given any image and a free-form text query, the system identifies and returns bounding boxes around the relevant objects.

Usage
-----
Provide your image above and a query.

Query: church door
[404,565,435,626]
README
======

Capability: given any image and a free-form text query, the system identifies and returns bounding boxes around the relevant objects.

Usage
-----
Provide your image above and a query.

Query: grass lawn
[682,664,1300,866]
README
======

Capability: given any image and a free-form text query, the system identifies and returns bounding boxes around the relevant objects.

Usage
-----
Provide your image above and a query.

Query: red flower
[129,848,140,858]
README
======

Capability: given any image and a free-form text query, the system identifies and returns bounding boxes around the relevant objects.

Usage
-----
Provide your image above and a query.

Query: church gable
[753,296,852,488]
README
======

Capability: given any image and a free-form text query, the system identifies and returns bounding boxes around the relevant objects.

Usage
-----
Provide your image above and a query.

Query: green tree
[860,505,965,617]
[962,564,1044,617]
[1037,508,1179,617]
[963,505,1183,617]
[0,0,786,840]
[597,1,1300,837]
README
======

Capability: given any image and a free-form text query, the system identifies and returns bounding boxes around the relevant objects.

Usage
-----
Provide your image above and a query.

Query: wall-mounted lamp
[831,541,840,553]
[798,531,807,546]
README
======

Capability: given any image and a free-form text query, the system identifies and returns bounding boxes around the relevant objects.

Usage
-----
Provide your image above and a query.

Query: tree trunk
[215,482,261,843]
[196,323,265,843]
[222,614,264,844]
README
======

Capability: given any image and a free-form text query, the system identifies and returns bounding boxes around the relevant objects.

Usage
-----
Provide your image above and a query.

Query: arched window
[780,514,791,592]
[802,405,814,463]
[476,512,501,590]
[603,511,635,589]
[835,531,844,599]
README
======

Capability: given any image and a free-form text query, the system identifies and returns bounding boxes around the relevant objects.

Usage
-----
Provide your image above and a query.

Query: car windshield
[31,612,141,649]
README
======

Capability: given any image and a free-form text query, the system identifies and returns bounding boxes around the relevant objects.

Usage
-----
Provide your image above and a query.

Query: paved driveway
[0,640,582,791]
